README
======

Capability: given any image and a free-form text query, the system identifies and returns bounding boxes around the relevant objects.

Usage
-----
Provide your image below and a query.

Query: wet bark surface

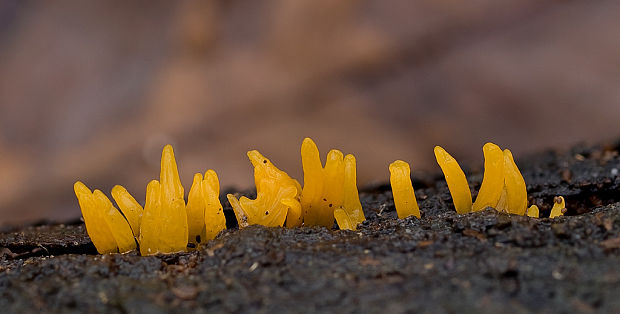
[1,141,620,313]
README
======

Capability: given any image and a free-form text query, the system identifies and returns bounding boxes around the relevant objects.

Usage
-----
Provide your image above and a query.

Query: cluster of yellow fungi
[74,145,225,255]
[389,142,566,219]
[74,138,365,255]
[74,139,565,256]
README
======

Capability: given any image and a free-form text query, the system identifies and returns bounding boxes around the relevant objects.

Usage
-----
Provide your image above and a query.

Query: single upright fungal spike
[502,149,528,216]
[158,145,188,253]
[549,196,566,218]
[140,180,162,256]
[186,173,206,247]
[74,181,118,254]
[388,160,420,219]
[228,150,300,228]
[300,138,325,226]
[335,154,366,230]
[472,143,504,212]
[93,190,136,253]
[202,169,226,241]
[434,146,472,214]
[111,185,143,238]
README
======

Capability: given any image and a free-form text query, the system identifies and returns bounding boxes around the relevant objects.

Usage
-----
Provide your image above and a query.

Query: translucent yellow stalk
[388,160,420,219]
[158,145,188,253]
[186,173,206,247]
[502,149,527,216]
[140,180,161,256]
[549,196,566,218]
[92,190,136,253]
[472,143,504,212]
[300,138,325,226]
[203,169,226,240]
[111,185,143,238]
[527,205,539,218]
[74,182,118,254]
[228,150,300,228]
[335,154,366,230]
[434,146,472,214]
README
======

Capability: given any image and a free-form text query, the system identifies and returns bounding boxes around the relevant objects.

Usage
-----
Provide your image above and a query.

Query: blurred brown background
[1,0,619,226]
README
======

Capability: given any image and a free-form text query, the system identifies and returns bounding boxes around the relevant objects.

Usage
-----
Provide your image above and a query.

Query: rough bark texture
[1,141,620,313]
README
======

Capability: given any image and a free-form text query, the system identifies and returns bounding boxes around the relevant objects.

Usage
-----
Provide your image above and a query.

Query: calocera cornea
[433,143,565,218]
[388,160,420,219]
[300,138,365,230]
[227,150,302,228]
[228,139,366,230]
[74,145,225,255]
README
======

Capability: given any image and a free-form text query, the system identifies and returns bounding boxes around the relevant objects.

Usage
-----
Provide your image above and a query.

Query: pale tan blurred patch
[0,0,619,225]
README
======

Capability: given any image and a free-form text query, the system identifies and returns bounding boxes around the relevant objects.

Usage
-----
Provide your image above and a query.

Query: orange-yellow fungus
[300,138,326,226]
[186,173,206,246]
[335,154,366,230]
[472,143,504,212]
[202,169,226,240]
[300,138,364,227]
[388,160,420,219]
[434,146,472,214]
[502,149,527,216]
[527,205,540,218]
[111,185,143,238]
[228,150,300,228]
[74,182,119,254]
[157,145,189,253]
[93,190,136,253]
[185,170,226,247]
[549,196,566,218]
[140,180,162,256]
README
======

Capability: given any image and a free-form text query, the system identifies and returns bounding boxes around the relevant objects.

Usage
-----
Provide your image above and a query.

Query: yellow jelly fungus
[434,146,472,214]
[300,138,354,227]
[526,205,540,218]
[549,196,566,218]
[388,160,420,219]
[502,149,528,216]
[300,138,327,226]
[139,145,189,255]
[186,173,206,247]
[202,169,226,241]
[472,143,504,212]
[186,169,226,246]
[334,154,366,230]
[228,150,301,228]
[111,185,143,238]
[92,189,136,253]
[74,182,123,254]
[140,180,162,256]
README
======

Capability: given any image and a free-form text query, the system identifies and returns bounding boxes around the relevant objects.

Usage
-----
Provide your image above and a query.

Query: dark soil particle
[1,142,620,313]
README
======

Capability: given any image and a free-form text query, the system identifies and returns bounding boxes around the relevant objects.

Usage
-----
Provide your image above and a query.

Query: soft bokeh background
[1,0,619,226]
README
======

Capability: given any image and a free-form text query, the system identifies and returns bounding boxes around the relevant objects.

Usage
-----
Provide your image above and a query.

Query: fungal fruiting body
[388,160,420,219]
[433,146,473,214]
[186,169,226,248]
[74,144,226,256]
[74,182,136,254]
[140,145,189,255]
[301,138,365,229]
[549,196,566,218]
[434,143,565,218]
[334,154,366,230]
[227,150,301,228]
